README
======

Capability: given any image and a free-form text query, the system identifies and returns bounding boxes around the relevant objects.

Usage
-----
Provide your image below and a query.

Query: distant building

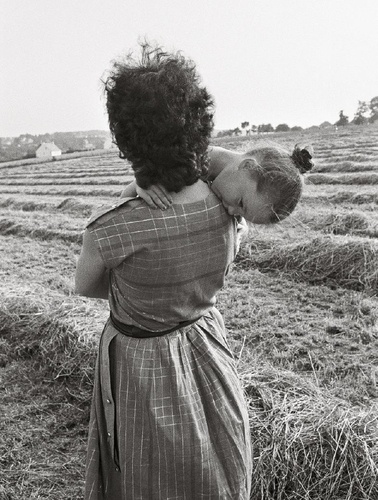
[36,142,62,159]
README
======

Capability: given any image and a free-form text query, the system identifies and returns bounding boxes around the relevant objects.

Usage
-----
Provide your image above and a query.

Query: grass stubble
[1,124,378,498]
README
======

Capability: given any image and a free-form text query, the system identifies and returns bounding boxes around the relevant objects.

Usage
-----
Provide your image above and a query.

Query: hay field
[1,125,378,499]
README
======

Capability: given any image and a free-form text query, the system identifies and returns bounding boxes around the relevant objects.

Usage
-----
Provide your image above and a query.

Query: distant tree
[265,123,274,133]
[216,129,234,138]
[335,110,349,126]
[251,125,258,133]
[241,121,249,130]
[275,123,290,132]
[353,114,368,125]
[291,126,303,132]
[352,101,369,125]
[258,123,274,133]
[369,96,378,123]
[233,127,242,136]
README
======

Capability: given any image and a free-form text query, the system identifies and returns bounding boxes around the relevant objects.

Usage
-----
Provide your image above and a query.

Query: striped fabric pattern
[84,190,252,499]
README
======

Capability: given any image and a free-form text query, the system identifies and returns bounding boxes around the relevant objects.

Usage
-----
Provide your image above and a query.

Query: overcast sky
[1,0,377,137]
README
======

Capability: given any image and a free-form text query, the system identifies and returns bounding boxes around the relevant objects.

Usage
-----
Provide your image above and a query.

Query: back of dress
[87,190,237,331]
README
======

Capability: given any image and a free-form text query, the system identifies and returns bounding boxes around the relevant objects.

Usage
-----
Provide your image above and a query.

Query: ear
[238,157,260,171]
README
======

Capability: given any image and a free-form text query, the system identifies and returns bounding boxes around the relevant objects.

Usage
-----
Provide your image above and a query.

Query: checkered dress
[84,191,252,499]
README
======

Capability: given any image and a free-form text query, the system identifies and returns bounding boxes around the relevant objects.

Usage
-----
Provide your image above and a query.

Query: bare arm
[119,180,138,199]
[75,229,109,299]
[119,146,228,208]
[207,146,227,180]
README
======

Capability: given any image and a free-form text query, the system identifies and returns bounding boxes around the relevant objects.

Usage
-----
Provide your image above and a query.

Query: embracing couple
[75,42,313,499]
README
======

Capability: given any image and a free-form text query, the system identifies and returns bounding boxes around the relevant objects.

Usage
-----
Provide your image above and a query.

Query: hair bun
[291,145,314,174]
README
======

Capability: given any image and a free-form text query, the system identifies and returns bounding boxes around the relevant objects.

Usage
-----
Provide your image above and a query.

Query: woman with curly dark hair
[75,43,252,499]
[106,43,214,193]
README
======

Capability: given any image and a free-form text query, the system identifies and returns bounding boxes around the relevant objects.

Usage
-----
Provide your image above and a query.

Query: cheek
[225,185,241,206]
[244,200,271,224]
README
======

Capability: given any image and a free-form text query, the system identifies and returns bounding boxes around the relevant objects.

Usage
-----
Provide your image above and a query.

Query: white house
[36,142,62,159]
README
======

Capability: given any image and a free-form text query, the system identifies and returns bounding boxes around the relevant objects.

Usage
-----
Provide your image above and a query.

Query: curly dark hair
[104,43,214,192]
[244,143,314,223]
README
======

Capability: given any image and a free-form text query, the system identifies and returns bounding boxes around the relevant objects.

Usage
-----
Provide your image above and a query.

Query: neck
[208,146,243,180]
[170,179,210,204]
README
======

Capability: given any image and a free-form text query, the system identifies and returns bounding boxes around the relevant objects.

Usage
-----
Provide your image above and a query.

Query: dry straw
[237,235,378,294]
[0,284,107,403]
[311,212,371,236]
[329,191,378,205]
[308,173,378,185]
[0,217,83,243]
[240,360,378,499]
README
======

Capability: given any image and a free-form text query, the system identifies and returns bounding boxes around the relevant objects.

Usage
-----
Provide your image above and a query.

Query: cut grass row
[303,183,378,202]
[0,178,128,186]
[315,162,378,173]
[0,148,118,169]
[0,218,83,244]
[237,233,378,294]
[308,172,378,185]
[3,170,128,180]
[0,187,122,197]
[0,197,95,216]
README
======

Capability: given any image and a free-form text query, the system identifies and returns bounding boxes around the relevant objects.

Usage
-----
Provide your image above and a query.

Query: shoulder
[86,196,144,229]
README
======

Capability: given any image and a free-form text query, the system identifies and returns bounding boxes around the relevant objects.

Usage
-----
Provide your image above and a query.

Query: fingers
[149,185,173,209]
[136,184,173,209]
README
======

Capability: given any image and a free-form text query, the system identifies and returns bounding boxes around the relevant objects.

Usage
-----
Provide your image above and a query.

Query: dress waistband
[109,312,201,338]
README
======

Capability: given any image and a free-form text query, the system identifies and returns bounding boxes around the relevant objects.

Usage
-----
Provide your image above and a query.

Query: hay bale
[240,363,378,500]
[0,217,83,244]
[56,197,94,216]
[329,192,378,205]
[237,235,378,293]
[314,212,370,235]
[0,284,107,402]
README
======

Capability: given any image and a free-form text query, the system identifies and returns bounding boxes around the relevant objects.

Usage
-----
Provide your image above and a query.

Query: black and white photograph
[1,1,378,498]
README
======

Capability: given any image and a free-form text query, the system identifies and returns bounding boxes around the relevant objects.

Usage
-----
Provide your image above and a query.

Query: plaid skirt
[84,308,252,499]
